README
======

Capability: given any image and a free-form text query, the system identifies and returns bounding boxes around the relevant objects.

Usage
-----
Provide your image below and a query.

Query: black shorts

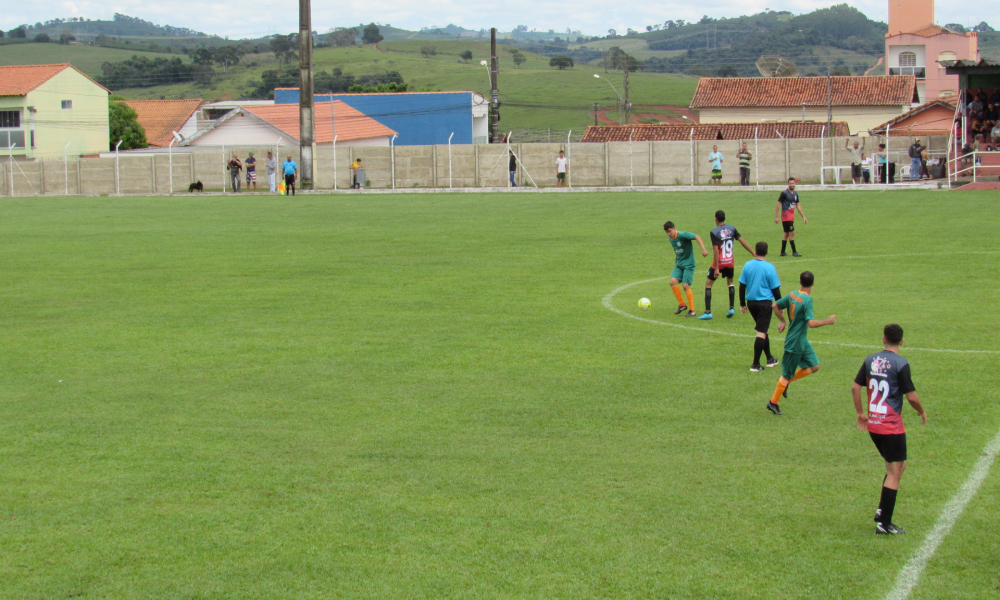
[746,300,773,334]
[708,266,735,281]
[285,173,295,187]
[870,432,907,463]
[851,164,862,179]
[782,221,795,233]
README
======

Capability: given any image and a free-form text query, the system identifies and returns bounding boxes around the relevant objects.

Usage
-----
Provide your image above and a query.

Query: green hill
[111,41,698,134]
[0,42,189,78]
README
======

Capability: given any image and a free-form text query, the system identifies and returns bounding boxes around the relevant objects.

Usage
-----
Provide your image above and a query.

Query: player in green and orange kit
[664,221,709,317]
[766,271,836,415]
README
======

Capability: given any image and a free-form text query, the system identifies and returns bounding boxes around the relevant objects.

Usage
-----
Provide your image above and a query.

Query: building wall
[14,69,109,159]
[698,106,909,135]
[888,0,934,35]
[883,104,956,135]
[886,31,979,101]
[186,114,389,148]
[275,90,478,146]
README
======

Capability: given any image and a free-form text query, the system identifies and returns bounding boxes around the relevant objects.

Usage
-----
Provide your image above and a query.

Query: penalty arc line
[883,427,1000,600]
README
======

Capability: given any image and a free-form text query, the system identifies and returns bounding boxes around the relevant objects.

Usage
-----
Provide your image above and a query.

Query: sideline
[602,251,1000,355]
[883,428,1000,600]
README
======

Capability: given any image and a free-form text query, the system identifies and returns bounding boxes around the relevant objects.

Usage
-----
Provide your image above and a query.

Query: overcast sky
[5,0,998,39]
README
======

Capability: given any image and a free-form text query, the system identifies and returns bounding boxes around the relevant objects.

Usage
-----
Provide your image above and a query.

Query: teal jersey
[669,231,698,268]
[775,290,815,353]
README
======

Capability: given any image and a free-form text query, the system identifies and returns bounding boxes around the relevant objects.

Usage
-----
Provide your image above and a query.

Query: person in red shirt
[775,178,807,257]
[852,324,928,535]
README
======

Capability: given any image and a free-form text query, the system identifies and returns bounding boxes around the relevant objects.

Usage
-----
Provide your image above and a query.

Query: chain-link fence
[0,135,952,197]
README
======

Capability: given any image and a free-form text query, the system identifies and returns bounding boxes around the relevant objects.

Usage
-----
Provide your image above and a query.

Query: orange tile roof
[243,101,396,143]
[582,122,850,143]
[119,99,202,147]
[0,63,112,96]
[690,76,917,109]
[870,95,960,133]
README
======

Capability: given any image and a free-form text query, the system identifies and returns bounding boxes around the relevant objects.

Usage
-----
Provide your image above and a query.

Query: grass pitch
[1,190,998,599]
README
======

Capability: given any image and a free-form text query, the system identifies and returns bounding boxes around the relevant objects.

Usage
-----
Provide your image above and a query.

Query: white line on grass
[883,428,1000,600]
[603,250,1000,354]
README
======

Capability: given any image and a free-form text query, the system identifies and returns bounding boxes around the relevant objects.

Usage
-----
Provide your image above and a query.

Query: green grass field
[1,190,998,599]
[0,43,186,78]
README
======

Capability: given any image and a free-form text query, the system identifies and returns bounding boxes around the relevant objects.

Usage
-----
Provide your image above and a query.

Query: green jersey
[775,290,814,353]
[669,231,698,268]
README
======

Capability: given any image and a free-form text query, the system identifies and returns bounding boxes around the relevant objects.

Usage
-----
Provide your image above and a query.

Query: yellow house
[0,63,110,159]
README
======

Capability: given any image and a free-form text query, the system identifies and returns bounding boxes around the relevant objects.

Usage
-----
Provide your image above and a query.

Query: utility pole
[298,0,315,189]
[623,64,631,124]
[594,103,599,127]
[490,28,499,144]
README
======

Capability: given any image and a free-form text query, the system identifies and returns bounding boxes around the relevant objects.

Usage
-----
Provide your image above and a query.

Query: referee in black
[739,241,782,372]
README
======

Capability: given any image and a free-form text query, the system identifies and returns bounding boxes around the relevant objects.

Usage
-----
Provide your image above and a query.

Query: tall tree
[328,27,357,47]
[108,100,147,150]
[362,23,383,44]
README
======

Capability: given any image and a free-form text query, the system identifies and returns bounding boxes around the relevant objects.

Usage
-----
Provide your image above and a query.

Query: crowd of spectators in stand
[962,88,1000,152]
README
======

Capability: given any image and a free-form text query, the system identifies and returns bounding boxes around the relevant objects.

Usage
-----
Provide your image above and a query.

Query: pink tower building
[885,0,979,102]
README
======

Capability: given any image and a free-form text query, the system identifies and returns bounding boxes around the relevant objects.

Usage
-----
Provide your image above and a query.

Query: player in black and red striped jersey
[698,210,755,320]
[852,324,928,535]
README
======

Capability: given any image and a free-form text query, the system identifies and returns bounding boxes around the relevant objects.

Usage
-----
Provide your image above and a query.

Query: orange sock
[685,288,695,312]
[771,380,788,404]
[791,368,812,382]
[671,285,685,306]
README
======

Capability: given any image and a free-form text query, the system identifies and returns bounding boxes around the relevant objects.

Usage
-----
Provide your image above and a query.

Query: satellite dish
[756,55,799,78]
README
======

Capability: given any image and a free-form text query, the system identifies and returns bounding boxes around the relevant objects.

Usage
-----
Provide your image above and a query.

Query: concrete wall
[698,107,911,137]
[0,135,953,196]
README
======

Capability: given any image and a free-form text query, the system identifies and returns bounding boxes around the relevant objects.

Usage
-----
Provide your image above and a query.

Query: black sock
[753,337,765,366]
[705,288,712,313]
[878,486,898,525]
[790,240,797,254]
[764,334,773,360]
[728,285,735,309]
[781,239,787,254]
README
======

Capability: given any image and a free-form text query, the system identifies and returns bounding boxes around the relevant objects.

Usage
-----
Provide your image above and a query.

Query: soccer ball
[638,297,651,311]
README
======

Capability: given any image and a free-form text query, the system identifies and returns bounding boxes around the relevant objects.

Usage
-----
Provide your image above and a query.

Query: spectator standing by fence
[245,151,257,191]
[351,158,363,189]
[846,138,865,184]
[908,139,923,181]
[708,145,723,185]
[509,150,518,187]
[555,150,568,187]
[876,144,888,184]
[283,155,297,196]
[266,151,277,193]
[227,153,242,192]
[738,143,752,186]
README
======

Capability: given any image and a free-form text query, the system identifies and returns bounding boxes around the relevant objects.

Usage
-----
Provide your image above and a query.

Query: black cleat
[876,522,905,535]
[766,401,784,415]
[780,252,788,257]
[685,310,697,317]
[750,364,764,372]
[792,252,802,257]
[765,357,779,369]
[674,305,688,315]
[874,509,882,523]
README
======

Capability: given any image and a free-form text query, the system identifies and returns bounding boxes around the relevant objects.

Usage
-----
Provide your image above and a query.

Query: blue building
[274,89,489,146]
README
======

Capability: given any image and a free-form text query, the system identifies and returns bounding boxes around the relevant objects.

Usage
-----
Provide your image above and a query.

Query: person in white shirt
[555,150,568,187]
[860,153,873,184]
[266,151,278,193]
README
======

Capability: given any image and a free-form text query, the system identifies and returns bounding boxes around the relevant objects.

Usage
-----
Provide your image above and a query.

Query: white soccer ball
[638,297,651,311]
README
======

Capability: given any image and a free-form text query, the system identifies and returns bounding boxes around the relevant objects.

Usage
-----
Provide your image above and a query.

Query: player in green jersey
[766,271,836,415]
[664,221,709,317]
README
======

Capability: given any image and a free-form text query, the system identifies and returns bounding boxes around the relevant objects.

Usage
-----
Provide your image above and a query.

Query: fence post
[114,140,122,195]
[76,157,82,195]
[628,129,634,187]
[333,135,338,190]
[689,129,695,186]
[566,130,572,188]
[784,138,790,181]
[64,142,70,195]
[448,133,454,188]
[754,128,759,187]
[604,143,609,186]
[648,140,653,186]
[431,144,437,187]
[222,145,226,192]
[474,144,480,187]
[39,161,45,195]
[151,155,157,194]
[820,127,826,185]
[390,134,397,189]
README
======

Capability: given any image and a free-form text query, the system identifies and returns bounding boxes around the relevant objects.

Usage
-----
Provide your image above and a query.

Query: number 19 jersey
[709,224,741,269]
[854,350,916,435]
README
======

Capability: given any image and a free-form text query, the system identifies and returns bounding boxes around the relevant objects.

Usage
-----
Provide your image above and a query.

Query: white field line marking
[883,428,1000,600]
[603,250,1000,355]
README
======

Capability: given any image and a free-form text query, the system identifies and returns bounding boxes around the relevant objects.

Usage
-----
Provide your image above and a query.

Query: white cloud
[2,0,997,38]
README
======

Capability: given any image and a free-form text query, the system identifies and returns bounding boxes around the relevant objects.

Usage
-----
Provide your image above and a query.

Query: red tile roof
[0,63,110,96]
[870,94,959,133]
[581,122,850,143]
[690,76,918,109]
[119,99,202,147]
[243,101,396,143]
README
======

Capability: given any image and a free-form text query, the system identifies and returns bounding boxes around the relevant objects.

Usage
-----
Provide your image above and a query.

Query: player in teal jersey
[664,221,709,317]
[766,271,836,415]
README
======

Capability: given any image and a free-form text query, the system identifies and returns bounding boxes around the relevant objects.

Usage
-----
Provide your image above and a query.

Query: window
[61,100,73,109]
[0,110,20,128]
[898,52,917,67]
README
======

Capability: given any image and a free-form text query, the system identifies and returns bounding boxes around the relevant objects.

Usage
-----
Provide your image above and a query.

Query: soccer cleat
[749,364,764,372]
[766,357,779,368]
[792,252,803,257]
[726,308,735,318]
[686,310,697,317]
[876,522,905,535]
[674,305,688,315]
[766,401,785,415]
[698,312,713,320]
[780,252,788,257]
[874,509,882,523]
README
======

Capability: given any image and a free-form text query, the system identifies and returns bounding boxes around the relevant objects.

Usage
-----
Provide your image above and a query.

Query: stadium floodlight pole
[594,74,622,125]
[298,0,315,190]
